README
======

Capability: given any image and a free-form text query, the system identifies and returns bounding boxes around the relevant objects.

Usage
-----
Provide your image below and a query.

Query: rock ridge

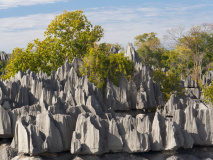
[0,44,212,158]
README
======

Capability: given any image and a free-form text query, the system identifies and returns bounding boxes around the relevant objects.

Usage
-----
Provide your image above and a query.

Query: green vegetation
[2,9,213,104]
[134,32,164,68]
[3,10,103,79]
[203,83,213,106]
[152,69,184,102]
[0,60,7,75]
[2,10,133,92]
[134,25,213,103]
[80,43,134,91]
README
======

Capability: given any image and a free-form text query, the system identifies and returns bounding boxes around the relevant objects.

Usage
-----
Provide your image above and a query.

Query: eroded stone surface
[0,44,212,157]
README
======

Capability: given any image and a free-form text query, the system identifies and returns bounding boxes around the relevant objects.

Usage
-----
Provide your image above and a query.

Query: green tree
[44,10,103,61]
[3,10,104,79]
[80,43,134,91]
[152,69,184,102]
[161,48,194,79]
[134,32,164,67]
[3,47,31,79]
[165,24,213,82]
[0,60,7,75]
[203,83,213,107]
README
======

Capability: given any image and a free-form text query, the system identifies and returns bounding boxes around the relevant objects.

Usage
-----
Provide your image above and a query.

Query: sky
[0,0,213,53]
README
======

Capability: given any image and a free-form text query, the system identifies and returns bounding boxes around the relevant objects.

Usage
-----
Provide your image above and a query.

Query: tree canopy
[3,10,104,79]
[134,32,164,68]
[80,43,134,91]
[165,24,213,82]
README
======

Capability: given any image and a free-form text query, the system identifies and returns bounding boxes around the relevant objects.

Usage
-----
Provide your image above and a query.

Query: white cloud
[0,14,56,32]
[85,5,213,49]
[0,13,57,53]
[0,0,66,9]
[0,4,213,53]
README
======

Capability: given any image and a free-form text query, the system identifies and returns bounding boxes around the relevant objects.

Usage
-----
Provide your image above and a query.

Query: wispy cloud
[0,0,66,9]
[0,3,213,53]
[85,5,213,47]
[0,13,57,52]
[0,13,57,31]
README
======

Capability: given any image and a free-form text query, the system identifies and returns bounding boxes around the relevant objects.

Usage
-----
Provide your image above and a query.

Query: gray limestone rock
[11,112,77,155]
[136,92,148,109]
[107,115,123,152]
[163,94,185,117]
[0,105,12,137]
[196,108,213,145]
[36,112,63,153]
[0,49,212,157]
[0,143,17,160]
[151,112,185,151]
[75,87,86,106]
[0,51,9,61]
[70,57,83,74]
[2,101,11,110]
[117,115,150,153]
[185,88,200,99]
[10,104,41,135]
[184,106,201,145]
[184,76,197,88]
[202,71,213,86]
[105,80,131,111]
[150,112,164,151]
[11,116,47,155]
[136,114,151,135]
[110,46,119,54]
[86,95,104,116]
[124,43,143,71]
[71,113,104,155]
[53,114,75,151]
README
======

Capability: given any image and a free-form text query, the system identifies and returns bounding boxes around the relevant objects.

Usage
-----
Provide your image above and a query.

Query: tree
[164,24,213,83]
[44,10,103,61]
[152,69,184,102]
[3,10,104,79]
[80,43,134,91]
[134,32,164,67]
[203,83,213,107]
[3,47,32,79]
[0,60,7,75]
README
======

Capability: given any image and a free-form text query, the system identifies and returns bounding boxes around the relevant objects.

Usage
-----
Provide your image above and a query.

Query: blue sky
[0,0,213,53]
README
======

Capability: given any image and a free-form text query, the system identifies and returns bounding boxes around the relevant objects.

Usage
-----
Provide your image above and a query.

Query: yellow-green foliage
[0,60,7,75]
[152,69,184,102]
[134,32,164,68]
[3,47,33,79]
[45,10,103,61]
[203,83,213,106]
[80,43,134,91]
[3,10,103,80]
